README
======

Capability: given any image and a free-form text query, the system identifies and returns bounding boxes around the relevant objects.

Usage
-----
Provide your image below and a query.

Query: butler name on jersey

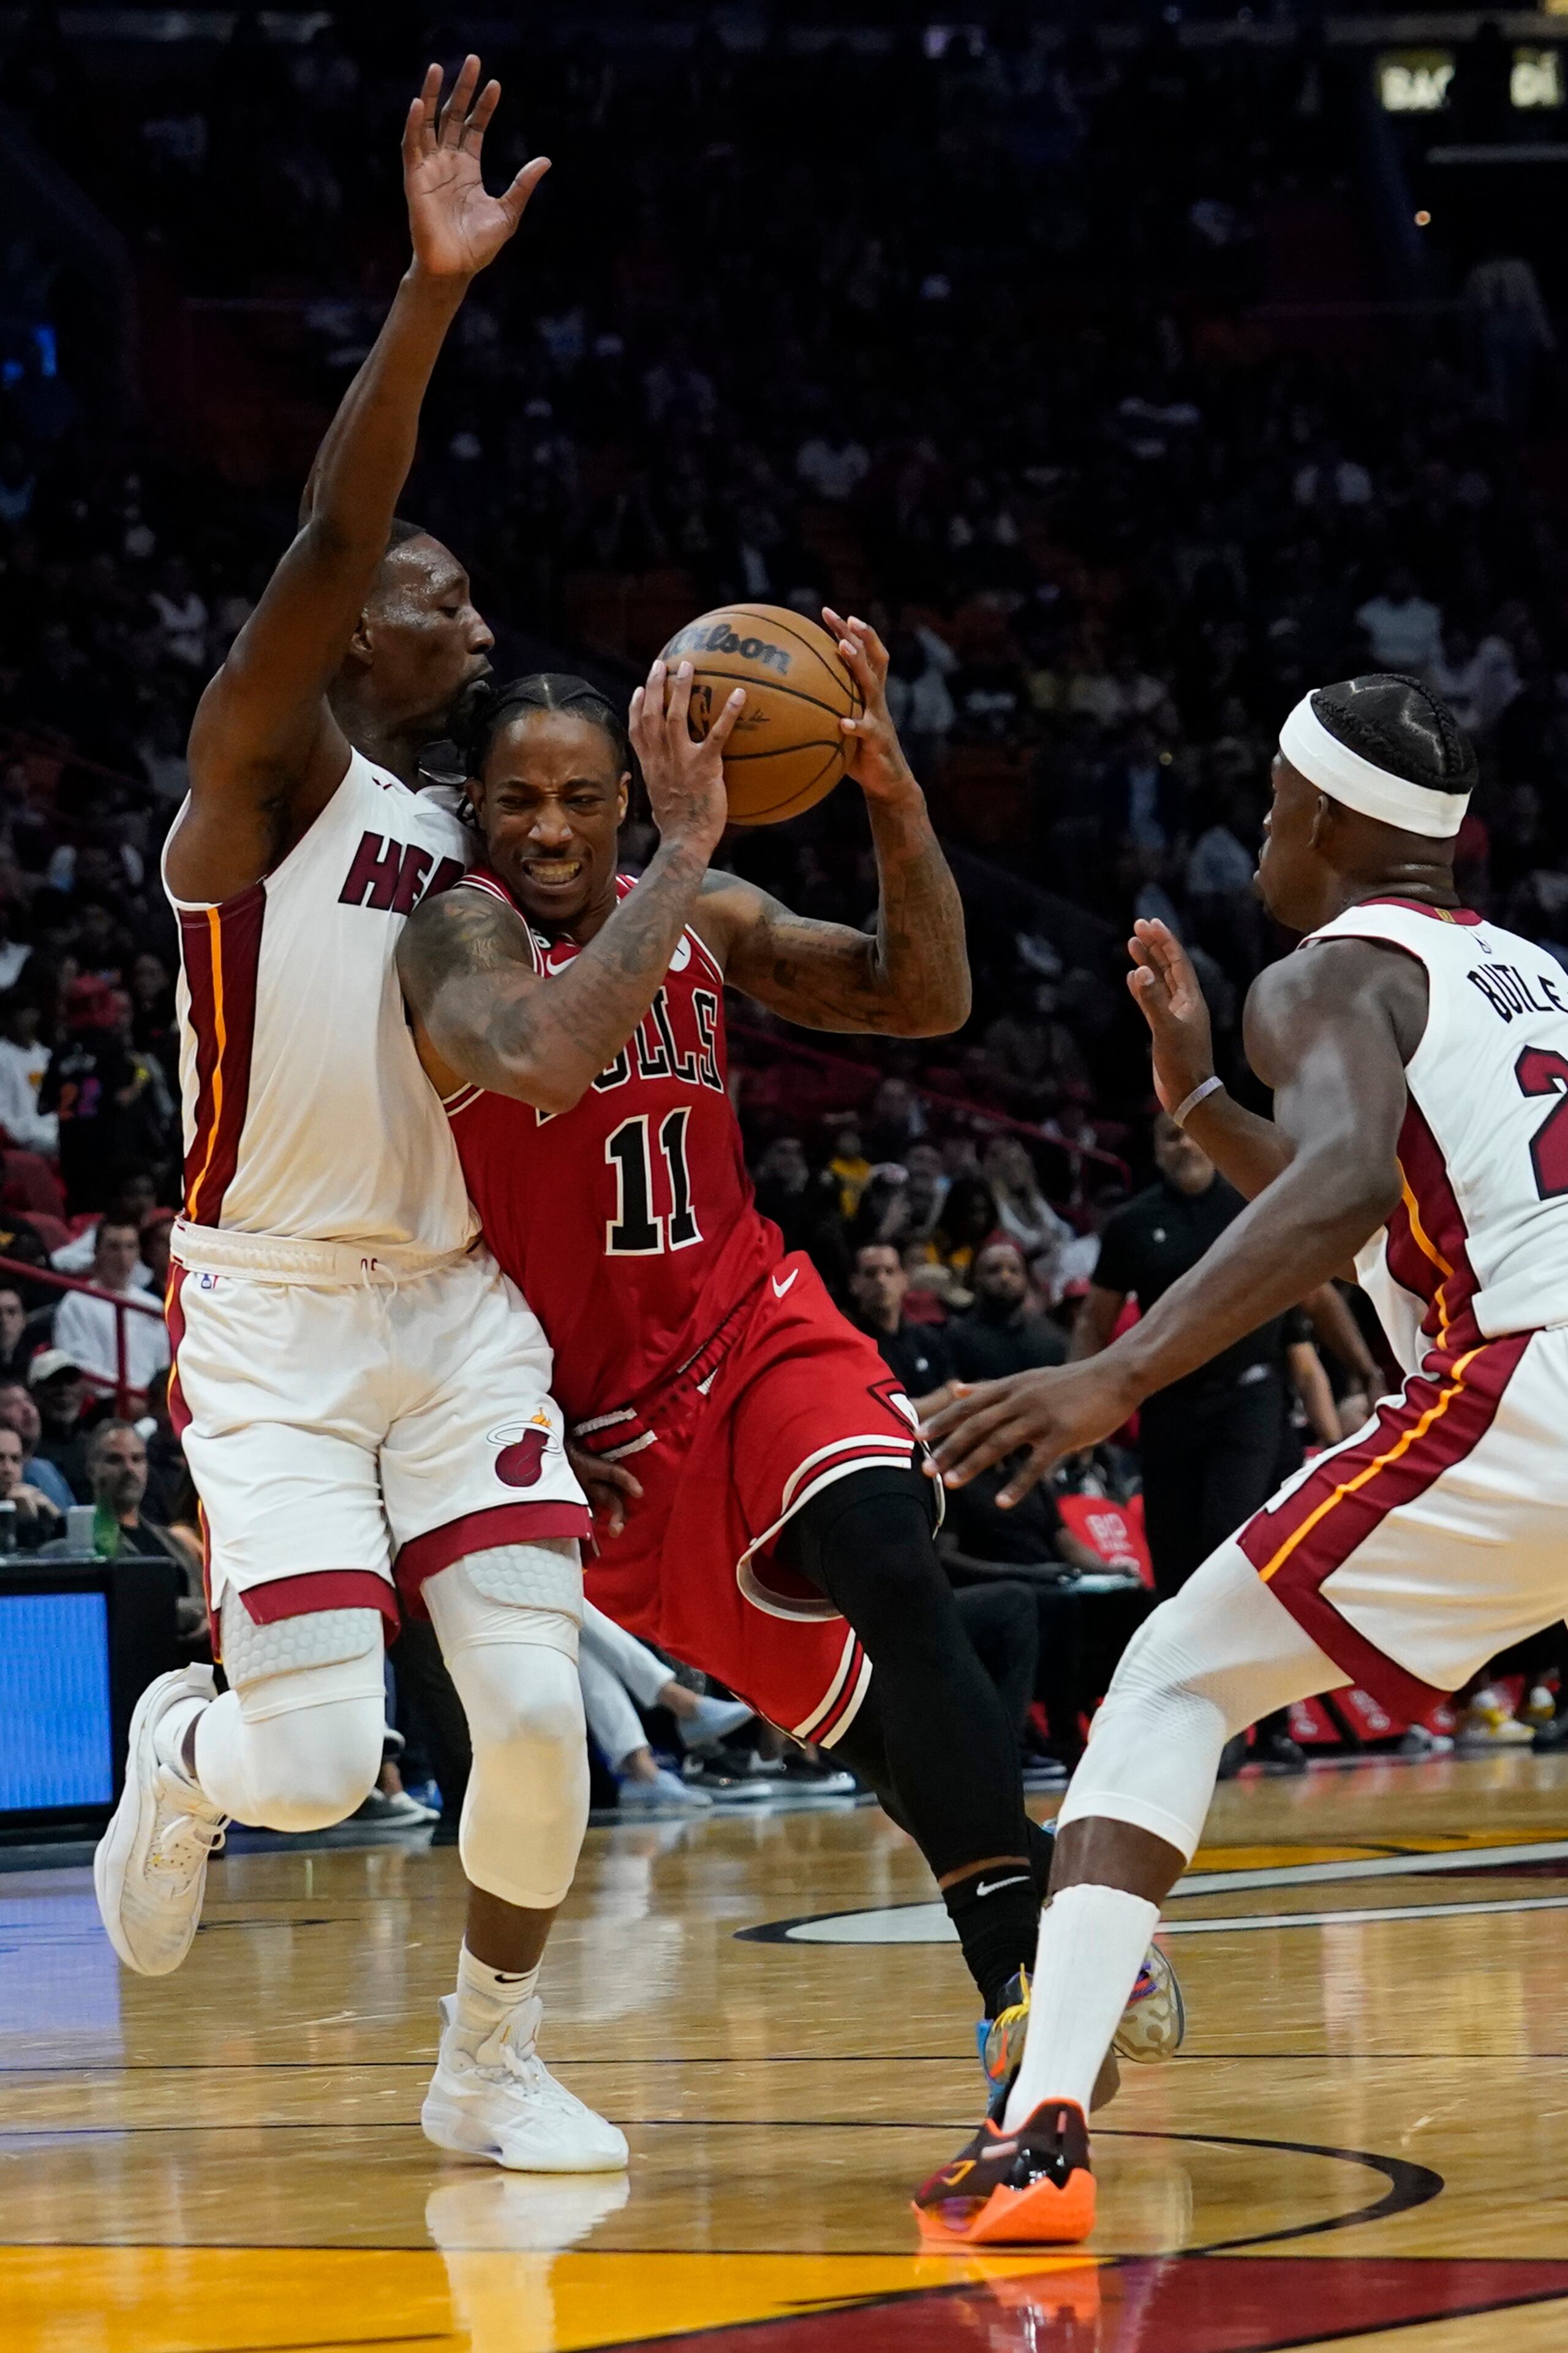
[1311,899,1568,1373]
[445,872,782,1422]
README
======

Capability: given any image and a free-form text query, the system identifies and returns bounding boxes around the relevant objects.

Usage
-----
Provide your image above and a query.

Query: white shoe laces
[462,2005,582,2115]
[148,1770,226,1896]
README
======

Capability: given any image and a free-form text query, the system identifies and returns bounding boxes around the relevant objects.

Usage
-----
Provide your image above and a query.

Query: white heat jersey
[1306,898,1568,1370]
[165,749,478,1252]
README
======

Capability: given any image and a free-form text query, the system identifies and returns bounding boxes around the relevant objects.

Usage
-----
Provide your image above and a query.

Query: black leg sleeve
[776,1466,1037,2012]
[951,1582,1039,1740]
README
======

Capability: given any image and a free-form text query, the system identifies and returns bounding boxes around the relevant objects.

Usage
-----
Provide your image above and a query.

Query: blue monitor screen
[0,1590,113,1810]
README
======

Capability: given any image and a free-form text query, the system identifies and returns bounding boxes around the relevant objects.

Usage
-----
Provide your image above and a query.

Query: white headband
[1278,695,1469,839]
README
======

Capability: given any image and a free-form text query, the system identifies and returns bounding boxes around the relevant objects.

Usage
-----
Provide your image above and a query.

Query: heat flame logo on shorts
[487,1407,557,1490]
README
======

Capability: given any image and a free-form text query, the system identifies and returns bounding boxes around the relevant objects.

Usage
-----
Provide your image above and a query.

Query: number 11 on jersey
[605,1110,701,1254]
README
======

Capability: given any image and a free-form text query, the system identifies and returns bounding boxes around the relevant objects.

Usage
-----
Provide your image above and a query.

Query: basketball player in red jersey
[398,638,1182,2090]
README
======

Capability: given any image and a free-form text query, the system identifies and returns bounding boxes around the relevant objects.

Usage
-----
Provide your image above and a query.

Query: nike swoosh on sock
[976,1876,1031,1898]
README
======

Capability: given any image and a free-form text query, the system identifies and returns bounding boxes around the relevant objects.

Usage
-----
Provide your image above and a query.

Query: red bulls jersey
[445,870,782,1422]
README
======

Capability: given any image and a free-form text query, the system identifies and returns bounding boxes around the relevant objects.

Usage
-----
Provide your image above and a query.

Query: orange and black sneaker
[913,2093,1095,2246]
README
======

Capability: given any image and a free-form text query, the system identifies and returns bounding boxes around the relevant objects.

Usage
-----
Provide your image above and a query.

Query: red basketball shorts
[575,1253,921,1745]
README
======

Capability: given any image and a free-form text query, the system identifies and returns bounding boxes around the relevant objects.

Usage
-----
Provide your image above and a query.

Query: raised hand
[402,55,550,282]
[823,610,919,805]
[630,658,744,852]
[1127,917,1216,1114]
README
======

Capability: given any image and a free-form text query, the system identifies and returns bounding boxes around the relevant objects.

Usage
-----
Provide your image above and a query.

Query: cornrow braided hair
[457,671,631,782]
[1311,673,1479,795]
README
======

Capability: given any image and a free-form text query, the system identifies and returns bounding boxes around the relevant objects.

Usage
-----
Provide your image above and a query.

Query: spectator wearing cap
[0,993,56,1155]
[0,1379,75,1512]
[848,1241,954,1413]
[52,1217,170,1402]
[0,1421,61,1549]
[946,1239,1069,1384]
[37,979,143,1214]
[28,1349,91,1501]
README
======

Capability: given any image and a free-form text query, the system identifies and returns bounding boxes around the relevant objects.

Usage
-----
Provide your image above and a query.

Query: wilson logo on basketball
[663,619,792,674]
[487,1409,559,1489]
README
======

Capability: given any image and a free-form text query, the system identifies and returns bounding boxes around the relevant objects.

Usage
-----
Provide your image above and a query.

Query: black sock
[1025,1812,1057,1900]
[941,1864,1040,2017]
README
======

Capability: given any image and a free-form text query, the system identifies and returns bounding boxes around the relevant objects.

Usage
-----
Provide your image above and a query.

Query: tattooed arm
[694,614,971,1037]
[398,657,742,1111]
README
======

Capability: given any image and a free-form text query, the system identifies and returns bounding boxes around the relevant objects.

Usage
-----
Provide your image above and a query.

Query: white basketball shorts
[1236,1323,1568,1713]
[167,1231,590,1637]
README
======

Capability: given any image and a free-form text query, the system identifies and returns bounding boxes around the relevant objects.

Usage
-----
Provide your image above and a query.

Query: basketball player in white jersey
[911,671,1568,2243]
[91,57,745,2177]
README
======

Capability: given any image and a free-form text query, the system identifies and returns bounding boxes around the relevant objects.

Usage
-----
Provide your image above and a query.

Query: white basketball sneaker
[93,1665,228,1976]
[421,1993,629,2173]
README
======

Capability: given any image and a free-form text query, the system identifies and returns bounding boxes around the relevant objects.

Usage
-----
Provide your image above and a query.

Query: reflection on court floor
[6,1755,1568,2351]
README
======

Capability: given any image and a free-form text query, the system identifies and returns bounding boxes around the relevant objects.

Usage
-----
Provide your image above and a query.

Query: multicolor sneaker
[914,2094,1095,2246]
[1114,1944,1186,2064]
[978,1944,1185,2102]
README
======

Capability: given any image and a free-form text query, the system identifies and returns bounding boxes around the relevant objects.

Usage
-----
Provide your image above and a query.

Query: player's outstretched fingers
[462,77,502,150]
[704,687,747,757]
[499,155,552,231]
[663,659,695,747]
[998,1443,1055,1511]
[921,1382,1023,1487]
[439,54,481,143]
[404,64,445,167]
[628,660,665,766]
[826,610,885,688]
[848,614,891,681]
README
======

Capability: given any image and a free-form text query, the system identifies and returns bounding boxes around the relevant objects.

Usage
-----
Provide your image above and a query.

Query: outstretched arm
[399,659,742,1111]
[695,615,970,1037]
[172,58,548,905]
[922,940,1425,1504]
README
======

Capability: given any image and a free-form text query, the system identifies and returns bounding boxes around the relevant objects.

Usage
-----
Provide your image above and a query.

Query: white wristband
[1171,1075,1224,1128]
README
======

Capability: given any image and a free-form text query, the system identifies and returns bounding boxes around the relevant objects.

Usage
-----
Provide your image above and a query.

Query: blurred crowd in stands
[4,8,1568,1789]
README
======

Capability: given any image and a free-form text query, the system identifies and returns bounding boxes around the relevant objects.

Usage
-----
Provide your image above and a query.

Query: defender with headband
[912,670,1568,2246]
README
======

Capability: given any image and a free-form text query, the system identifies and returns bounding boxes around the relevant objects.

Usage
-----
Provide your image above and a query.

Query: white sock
[1003,1884,1160,2129]
[453,1943,540,2036]
[153,1695,209,1786]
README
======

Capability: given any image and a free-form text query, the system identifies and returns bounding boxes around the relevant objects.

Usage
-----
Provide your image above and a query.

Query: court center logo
[487,1406,560,1489]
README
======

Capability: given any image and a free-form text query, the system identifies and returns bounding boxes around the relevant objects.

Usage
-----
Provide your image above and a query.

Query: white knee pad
[197,1602,386,1832]
[221,1602,386,1706]
[1057,1542,1346,1863]
[424,1550,589,1911]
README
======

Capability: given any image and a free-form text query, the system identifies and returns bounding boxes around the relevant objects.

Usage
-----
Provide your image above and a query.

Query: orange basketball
[658,603,862,826]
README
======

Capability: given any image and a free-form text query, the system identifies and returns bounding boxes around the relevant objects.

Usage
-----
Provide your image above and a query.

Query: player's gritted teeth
[519,857,586,893]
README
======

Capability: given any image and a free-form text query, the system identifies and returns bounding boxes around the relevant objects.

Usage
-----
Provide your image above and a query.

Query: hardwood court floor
[8,1756,1568,2352]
